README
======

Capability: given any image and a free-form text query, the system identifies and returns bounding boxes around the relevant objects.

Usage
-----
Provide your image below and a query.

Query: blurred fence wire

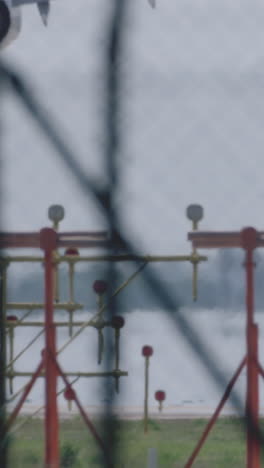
[1,1,264,467]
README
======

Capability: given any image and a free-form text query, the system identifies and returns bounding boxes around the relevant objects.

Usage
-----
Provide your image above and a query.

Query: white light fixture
[186,204,203,223]
[48,205,65,223]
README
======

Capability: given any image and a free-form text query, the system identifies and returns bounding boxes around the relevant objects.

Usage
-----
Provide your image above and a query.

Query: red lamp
[64,387,75,401]
[6,315,18,322]
[64,386,75,411]
[65,247,79,256]
[93,280,108,295]
[155,390,166,412]
[111,316,125,329]
[142,345,153,357]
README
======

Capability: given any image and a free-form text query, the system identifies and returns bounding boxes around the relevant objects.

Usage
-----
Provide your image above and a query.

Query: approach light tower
[185,220,264,468]
[3,206,128,468]
[2,203,208,468]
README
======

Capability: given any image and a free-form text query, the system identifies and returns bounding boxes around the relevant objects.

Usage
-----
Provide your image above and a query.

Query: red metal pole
[241,228,260,468]
[40,228,59,468]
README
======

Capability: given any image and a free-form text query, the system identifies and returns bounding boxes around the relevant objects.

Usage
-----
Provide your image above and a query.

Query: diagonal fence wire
[0,27,256,461]
[0,58,255,467]
[0,16,248,417]
[100,2,127,465]
[0,1,263,466]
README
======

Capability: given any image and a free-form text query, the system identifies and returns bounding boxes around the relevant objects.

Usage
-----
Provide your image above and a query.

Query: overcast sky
[2,0,264,257]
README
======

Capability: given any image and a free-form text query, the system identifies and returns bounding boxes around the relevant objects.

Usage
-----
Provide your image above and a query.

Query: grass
[6,415,264,467]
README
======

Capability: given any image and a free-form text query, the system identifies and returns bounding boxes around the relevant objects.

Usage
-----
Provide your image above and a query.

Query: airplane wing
[11,0,50,25]
[148,0,156,7]
[12,0,48,4]
[36,1,49,26]
[11,0,155,25]
[6,0,154,33]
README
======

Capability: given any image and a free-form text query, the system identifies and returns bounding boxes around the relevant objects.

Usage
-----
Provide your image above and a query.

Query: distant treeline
[7,249,264,312]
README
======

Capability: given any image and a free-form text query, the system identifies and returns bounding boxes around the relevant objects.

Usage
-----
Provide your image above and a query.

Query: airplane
[0,0,155,49]
[0,0,49,48]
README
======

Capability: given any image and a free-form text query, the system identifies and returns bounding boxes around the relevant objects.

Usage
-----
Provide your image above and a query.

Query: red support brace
[5,359,44,431]
[184,357,246,468]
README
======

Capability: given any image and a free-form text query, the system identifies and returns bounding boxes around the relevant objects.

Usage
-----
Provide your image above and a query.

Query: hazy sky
[2,0,264,257]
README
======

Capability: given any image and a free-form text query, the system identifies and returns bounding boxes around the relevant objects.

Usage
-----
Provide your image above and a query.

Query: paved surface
[8,403,264,420]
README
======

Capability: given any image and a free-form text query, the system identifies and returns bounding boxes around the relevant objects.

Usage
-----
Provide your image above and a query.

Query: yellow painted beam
[5,370,128,378]
[5,320,110,327]
[2,254,207,263]
[6,302,83,310]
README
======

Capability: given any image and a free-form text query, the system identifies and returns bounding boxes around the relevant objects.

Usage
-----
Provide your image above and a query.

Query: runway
[8,402,264,420]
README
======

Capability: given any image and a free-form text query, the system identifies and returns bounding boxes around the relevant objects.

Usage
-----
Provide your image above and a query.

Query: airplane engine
[0,0,21,49]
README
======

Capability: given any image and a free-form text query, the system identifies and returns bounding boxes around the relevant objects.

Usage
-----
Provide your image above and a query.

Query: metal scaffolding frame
[0,210,206,467]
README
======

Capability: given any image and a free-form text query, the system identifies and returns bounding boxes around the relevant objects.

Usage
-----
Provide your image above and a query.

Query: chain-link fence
[2,1,264,467]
